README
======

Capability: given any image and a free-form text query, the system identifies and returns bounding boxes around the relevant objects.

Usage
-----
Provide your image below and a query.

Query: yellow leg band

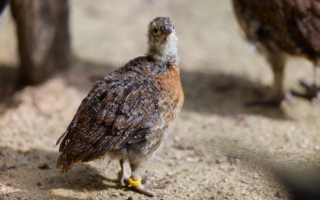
[128,175,141,186]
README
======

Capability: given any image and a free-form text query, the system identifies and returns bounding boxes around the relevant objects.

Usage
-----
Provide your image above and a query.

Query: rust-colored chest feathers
[153,61,184,123]
[56,56,184,172]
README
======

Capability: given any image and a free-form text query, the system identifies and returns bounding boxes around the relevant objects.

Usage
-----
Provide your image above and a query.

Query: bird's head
[147,17,178,58]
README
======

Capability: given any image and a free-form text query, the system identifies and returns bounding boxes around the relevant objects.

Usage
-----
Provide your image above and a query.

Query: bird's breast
[153,62,184,124]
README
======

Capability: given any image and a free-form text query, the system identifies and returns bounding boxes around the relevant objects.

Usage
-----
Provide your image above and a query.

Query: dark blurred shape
[232,0,320,105]
[38,163,51,170]
[10,0,71,85]
[0,0,9,16]
[274,167,320,200]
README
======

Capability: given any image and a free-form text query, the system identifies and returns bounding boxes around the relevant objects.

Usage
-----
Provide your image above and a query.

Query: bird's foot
[127,174,167,197]
[245,88,288,106]
[118,168,131,186]
[119,173,130,186]
[291,80,320,100]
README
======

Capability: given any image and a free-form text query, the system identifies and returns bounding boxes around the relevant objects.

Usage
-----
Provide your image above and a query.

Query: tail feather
[56,154,74,173]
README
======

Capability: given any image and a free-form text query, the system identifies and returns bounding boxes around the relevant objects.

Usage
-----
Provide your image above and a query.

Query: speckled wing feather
[56,57,160,172]
[233,0,320,60]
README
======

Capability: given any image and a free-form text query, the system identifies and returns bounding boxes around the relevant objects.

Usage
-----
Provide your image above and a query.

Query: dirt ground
[1,0,320,199]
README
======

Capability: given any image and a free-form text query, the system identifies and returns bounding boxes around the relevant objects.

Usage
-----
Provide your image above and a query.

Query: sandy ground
[1,0,320,199]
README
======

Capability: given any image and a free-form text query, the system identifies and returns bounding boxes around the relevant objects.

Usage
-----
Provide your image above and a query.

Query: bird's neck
[146,44,179,74]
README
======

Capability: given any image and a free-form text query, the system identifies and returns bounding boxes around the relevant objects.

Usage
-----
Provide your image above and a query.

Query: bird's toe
[133,183,167,197]
[291,80,320,100]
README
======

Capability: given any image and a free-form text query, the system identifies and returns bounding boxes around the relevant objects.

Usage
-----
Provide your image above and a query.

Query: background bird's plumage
[233,0,320,61]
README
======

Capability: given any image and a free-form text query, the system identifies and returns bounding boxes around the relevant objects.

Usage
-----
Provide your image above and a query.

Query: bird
[232,0,320,106]
[56,16,184,196]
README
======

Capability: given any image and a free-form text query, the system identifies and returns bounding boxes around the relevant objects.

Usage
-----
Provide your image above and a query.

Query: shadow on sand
[0,146,127,199]
[69,60,288,119]
[0,59,288,119]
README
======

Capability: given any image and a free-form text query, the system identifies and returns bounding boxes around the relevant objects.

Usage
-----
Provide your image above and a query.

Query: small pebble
[36,182,43,186]
[217,156,228,163]
[38,164,51,170]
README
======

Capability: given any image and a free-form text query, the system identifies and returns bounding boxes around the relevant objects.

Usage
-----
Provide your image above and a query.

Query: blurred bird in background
[233,0,320,106]
[56,16,184,196]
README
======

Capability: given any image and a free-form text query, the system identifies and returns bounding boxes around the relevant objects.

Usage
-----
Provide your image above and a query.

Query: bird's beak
[162,26,173,35]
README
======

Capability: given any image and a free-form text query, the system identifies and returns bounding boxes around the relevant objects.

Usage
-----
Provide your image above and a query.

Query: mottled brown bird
[56,16,184,196]
[233,0,320,105]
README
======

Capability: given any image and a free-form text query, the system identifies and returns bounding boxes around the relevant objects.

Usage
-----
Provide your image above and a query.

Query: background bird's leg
[316,66,320,99]
[246,49,285,106]
[119,159,131,186]
[270,55,285,102]
[291,65,320,100]
[316,66,320,90]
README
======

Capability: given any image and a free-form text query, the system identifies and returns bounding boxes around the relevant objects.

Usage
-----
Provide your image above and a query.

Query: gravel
[1,0,320,199]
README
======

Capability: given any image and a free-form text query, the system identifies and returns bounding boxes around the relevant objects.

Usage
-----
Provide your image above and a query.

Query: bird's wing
[57,67,159,163]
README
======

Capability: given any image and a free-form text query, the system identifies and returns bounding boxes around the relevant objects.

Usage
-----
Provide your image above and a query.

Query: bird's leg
[119,159,131,186]
[129,162,154,197]
[128,161,166,197]
[246,50,286,106]
[291,66,320,100]
[316,66,320,90]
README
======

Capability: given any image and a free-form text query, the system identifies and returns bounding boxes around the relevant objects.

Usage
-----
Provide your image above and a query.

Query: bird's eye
[154,28,158,33]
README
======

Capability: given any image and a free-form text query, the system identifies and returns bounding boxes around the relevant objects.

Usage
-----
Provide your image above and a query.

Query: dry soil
[1,1,320,199]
